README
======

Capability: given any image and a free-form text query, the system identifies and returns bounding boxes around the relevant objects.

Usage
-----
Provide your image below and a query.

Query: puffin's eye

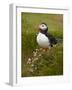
[42,24,44,27]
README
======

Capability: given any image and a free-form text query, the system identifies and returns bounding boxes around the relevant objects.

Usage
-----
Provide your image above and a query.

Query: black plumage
[39,23,57,47]
[45,32,57,47]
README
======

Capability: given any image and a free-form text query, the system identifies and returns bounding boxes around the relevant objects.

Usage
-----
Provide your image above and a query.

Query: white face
[39,24,47,31]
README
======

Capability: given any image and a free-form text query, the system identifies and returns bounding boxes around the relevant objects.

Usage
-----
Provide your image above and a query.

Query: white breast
[37,33,50,48]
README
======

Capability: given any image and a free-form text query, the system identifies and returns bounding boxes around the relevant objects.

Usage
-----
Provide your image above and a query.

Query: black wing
[45,32,57,47]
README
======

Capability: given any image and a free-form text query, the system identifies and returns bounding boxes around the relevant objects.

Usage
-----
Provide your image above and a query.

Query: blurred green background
[21,12,63,77]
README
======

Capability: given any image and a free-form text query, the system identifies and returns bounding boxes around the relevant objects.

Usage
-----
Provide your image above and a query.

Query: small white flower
[34,57,38,61]
[39,54,41,57]
[28,58,31,61]
[27,61,31,64]
[35,49,39,52]
[35,67,37,70]
[31,64,34,67]
[33,51,37,57]
[27,58,32,64]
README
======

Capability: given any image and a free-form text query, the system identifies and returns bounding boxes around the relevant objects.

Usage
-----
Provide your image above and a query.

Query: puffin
[37,23,57,49]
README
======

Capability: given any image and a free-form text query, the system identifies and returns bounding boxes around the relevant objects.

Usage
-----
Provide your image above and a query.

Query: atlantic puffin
[37,23,57,49]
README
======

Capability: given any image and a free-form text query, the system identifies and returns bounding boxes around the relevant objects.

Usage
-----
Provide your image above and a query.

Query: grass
[21,12,63,77]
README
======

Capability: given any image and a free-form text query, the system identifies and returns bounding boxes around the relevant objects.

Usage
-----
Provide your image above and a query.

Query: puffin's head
[38,23,48,34]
